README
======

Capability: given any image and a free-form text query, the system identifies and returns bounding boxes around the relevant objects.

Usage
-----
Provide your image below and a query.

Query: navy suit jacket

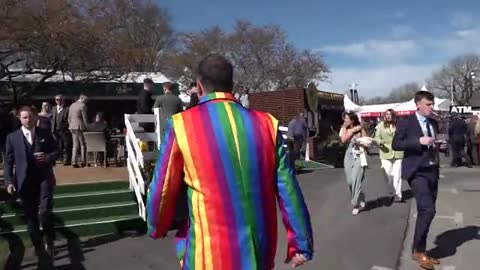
[392,114,440,181]
[4,127,58,191]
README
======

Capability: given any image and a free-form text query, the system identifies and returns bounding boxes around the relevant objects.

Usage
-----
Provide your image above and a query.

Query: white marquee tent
[393,97,451,114]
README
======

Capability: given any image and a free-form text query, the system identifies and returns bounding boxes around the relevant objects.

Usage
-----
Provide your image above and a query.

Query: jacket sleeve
[374,123,382,144]
[275,127,314,262]
[44,129,59,166]
[3,134,15,187]
[81,104,88,129]
[51,109,56,134]
[67,106,72,127]
[147,118,184,239]
[392,118,421,152]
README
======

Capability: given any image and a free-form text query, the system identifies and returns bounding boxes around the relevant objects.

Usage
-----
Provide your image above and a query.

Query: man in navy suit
[392,91,442,270]
[4,106,58,258]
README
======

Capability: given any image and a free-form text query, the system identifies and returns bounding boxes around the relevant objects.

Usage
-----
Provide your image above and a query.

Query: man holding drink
[4,106,58,259]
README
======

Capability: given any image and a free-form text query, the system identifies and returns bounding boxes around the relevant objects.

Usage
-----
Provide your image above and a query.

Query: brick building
[248,86,344,136]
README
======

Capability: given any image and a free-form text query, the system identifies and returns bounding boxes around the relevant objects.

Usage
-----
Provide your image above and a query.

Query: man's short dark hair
[144,78,154,84]
[197,54,233,92]
[18,105,36,115]
[414,90,434,103]
[163,82,172,91]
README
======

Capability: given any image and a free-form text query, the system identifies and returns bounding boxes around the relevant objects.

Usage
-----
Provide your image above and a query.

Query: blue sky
[157,0,480,97]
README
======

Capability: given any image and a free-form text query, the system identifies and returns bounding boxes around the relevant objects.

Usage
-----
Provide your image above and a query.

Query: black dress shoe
[72,164,80,168]
[81,163,87,168]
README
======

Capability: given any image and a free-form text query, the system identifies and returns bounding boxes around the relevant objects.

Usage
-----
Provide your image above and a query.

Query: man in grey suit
[153,82,183,135]
[51,94,72,165]
[68,94,89,168]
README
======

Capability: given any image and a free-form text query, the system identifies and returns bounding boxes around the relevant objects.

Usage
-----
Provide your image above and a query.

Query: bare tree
[386,82,419,102]
[429,54,480,105]
[0,0,175,104]
[163,20,329,93]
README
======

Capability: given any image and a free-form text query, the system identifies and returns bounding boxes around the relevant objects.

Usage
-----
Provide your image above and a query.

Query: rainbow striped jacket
[147,92,313,270]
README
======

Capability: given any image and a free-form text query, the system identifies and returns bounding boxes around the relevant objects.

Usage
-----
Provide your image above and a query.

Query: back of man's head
[163,82,173,93]
[197,54,233,94]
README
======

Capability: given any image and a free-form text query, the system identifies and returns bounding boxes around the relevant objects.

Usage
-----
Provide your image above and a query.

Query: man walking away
[137,78,155,132]
[393,91,442,270]
[51,94,72,165]
[288,113,309,161]
[153,81,183,135]
[147,54,313,269]
[4,106,58,261]
[68,94,89,168]
[448,114,469,167]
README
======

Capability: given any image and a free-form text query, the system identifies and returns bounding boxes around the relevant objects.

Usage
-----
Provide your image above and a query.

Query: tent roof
[360,103,400,113]
[343,95,361,112]
[1,70,173,84]
[393,97,451,112]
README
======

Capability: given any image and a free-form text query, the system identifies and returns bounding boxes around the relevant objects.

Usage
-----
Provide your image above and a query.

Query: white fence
[124,117,311,220]
[124,111,160,221]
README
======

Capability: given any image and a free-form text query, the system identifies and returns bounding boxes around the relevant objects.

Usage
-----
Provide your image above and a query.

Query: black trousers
[19,179,55,248]
[54,129,72,162]
[409,167,439,253]
[450,141,467,165]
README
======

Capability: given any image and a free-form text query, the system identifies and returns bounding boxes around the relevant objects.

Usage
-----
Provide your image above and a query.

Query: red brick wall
[249,88,305,124]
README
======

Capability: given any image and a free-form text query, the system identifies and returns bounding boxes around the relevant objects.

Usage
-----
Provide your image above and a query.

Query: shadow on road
[363,190,414,212]
[428,225,480,259]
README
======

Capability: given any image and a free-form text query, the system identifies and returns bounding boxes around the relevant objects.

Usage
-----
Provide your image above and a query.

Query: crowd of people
[2,52,480,269]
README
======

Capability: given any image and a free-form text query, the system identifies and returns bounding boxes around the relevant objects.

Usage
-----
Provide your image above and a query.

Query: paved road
[20,158,411,270]
[399,166,480,270]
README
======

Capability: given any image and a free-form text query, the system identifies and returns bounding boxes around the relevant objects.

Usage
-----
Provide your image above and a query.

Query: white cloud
[317,64,438,97]
[391,25,415,39]
[317,20,480,98]
[320,39,417,63]
[450,12,473,28]
[429,26,480,56]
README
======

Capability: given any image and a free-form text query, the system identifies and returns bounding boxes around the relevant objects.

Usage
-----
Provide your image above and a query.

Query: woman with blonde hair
[375,109,404,202]
[37,101,52,130]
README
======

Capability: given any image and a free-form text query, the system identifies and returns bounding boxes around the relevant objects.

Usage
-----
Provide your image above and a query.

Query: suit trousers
[381,159,403,198]
[409,166,439,253]
[20,178,54,247]
[71,130,87,165]
[54,129,72,162]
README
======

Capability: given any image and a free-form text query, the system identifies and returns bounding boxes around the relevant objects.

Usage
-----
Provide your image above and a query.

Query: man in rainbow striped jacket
[147,54,313,270]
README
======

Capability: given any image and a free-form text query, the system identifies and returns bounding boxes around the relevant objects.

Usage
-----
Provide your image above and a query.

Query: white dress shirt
[21,126,35,145]
[415,112,435,139]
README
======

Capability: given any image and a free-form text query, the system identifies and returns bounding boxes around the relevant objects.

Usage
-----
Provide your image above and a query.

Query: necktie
[25,131,32,145]
[425,119,432,137]
[425,119,436,164]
